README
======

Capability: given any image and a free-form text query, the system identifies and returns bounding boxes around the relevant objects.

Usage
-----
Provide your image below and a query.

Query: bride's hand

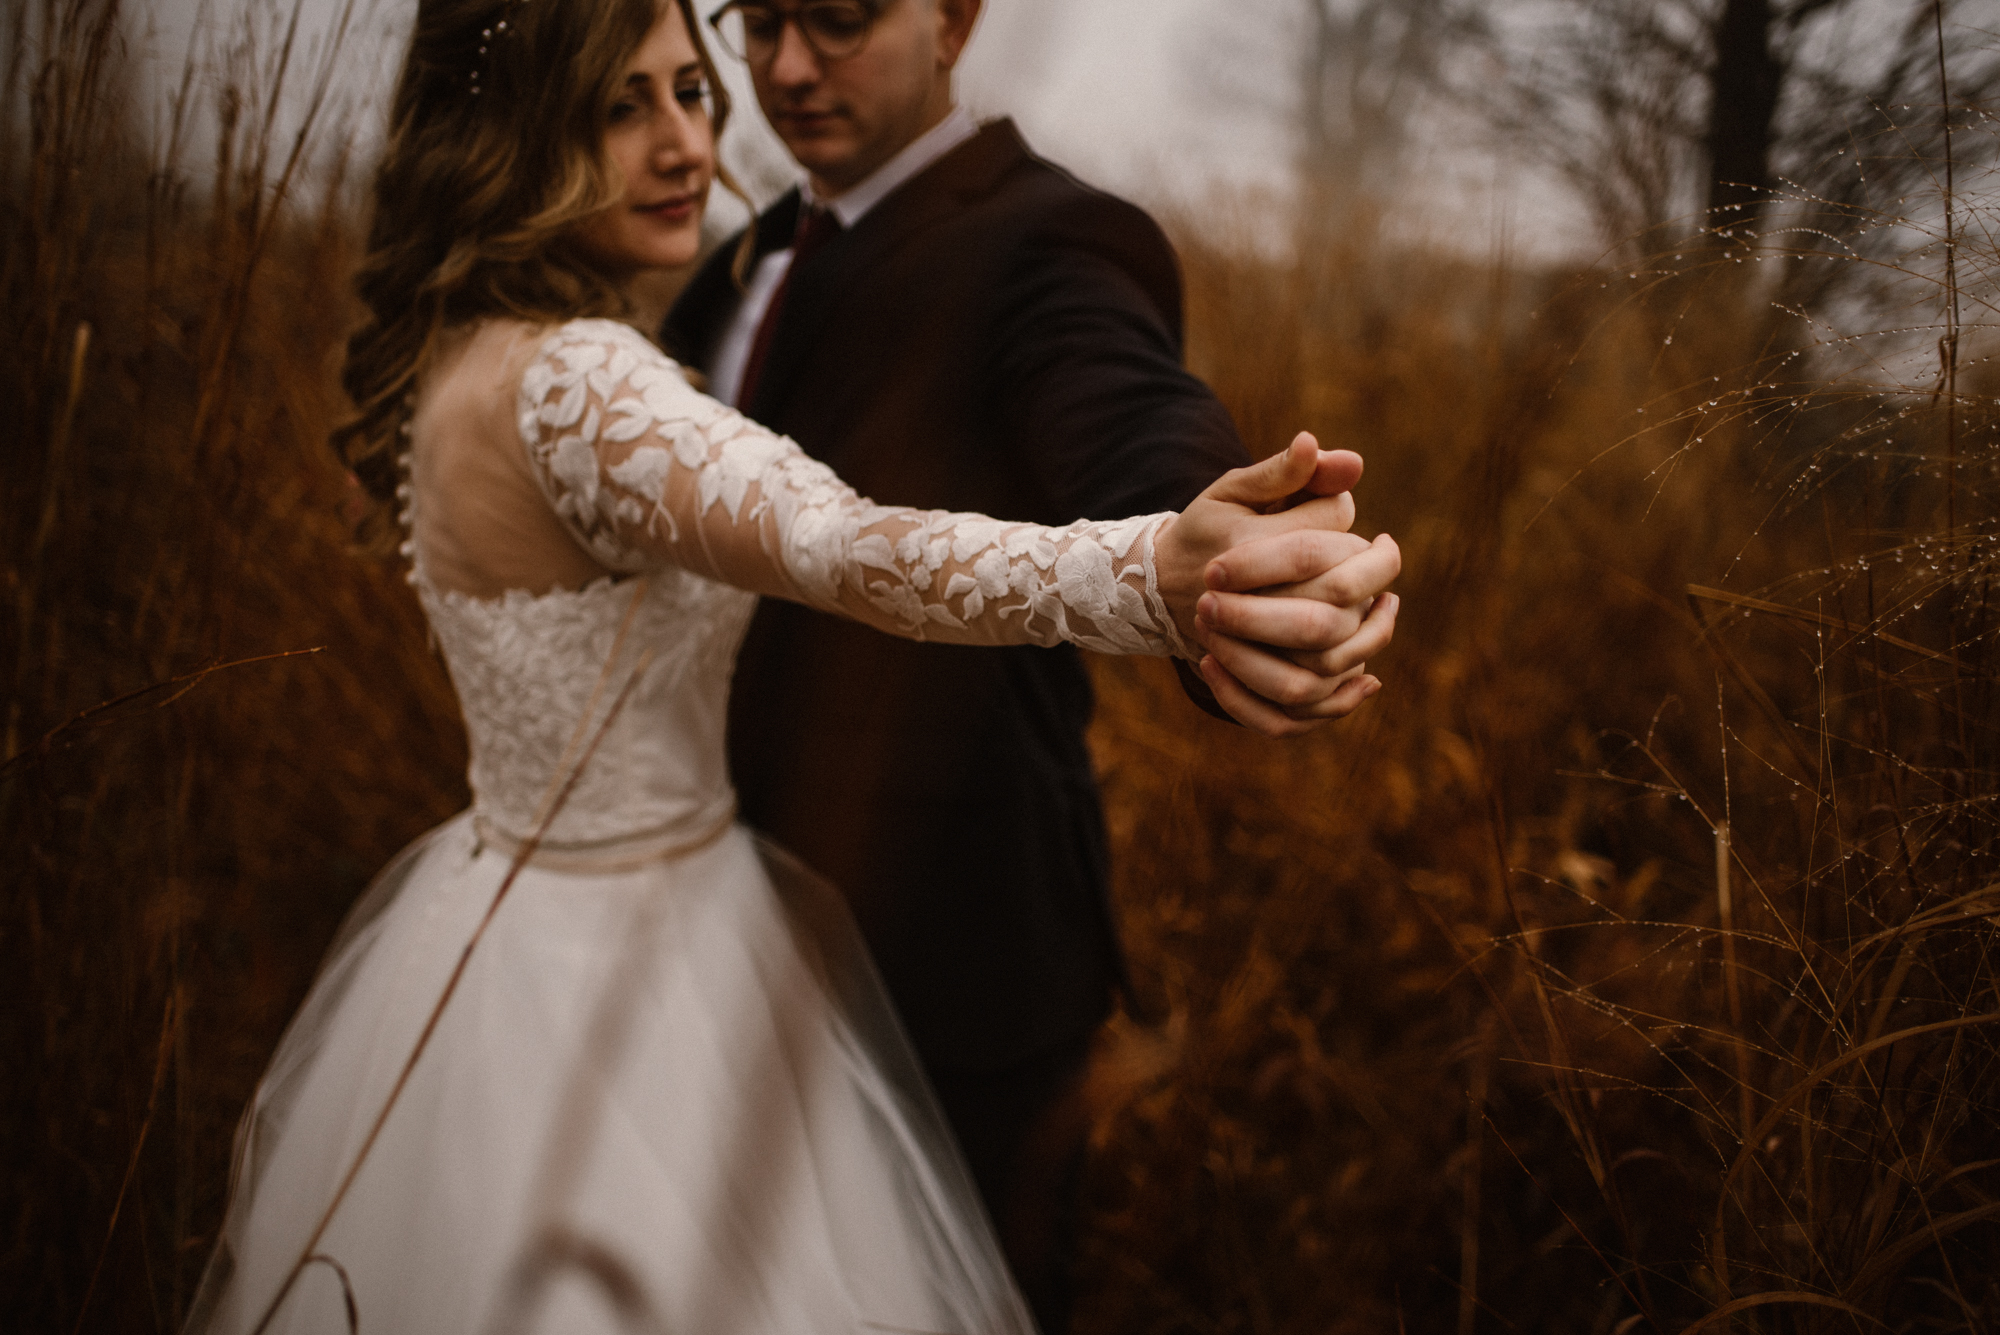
[1155,434,1402,738]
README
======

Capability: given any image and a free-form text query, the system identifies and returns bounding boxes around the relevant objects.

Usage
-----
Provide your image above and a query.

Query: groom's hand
[1197,534,1401,736]
[1156,434,1402,738]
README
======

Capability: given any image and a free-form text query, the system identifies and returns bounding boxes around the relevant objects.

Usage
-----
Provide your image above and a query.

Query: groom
[665,0,1398,1326]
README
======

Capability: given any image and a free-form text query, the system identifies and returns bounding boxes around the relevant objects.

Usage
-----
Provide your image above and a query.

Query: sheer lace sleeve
[516,319,1196,659]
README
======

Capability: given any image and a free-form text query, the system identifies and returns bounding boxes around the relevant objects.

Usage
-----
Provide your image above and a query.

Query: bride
[186,0,1399,1331]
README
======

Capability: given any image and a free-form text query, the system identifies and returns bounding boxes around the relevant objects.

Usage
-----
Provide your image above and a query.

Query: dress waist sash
[472,803,737,874]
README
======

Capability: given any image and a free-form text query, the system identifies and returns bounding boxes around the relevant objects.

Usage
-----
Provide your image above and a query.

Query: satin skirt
[186,813,1036,1335]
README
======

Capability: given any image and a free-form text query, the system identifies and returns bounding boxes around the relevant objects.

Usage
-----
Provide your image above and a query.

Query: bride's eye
[674,81,707,113]
[608,98,640,124]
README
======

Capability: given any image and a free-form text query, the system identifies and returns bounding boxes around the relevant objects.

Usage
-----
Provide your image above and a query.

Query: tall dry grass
[2,2,466,1329]
[3,1,1997,1332]
[1075,139,2000,1332]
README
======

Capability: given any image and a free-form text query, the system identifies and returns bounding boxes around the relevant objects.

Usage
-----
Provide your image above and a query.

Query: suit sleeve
[985,194,1251,524]
[985,193,1250,718]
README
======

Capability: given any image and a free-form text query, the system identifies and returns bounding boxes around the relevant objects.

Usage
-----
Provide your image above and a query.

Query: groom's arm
[988,192,1386,729]
[985,206,1243,722]
[988,195,1242,520]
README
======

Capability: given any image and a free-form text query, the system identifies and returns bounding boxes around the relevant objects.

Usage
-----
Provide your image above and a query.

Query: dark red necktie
[736,203,841,409]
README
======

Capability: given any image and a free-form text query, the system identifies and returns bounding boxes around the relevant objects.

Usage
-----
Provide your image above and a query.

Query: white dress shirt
[710,106,981,408]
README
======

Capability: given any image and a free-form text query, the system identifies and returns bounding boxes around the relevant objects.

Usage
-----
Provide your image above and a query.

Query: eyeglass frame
[705,0,887,67]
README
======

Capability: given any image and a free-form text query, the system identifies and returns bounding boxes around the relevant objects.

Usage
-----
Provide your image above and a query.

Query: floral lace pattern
[412,570,753,850]
[517,319,1195,660]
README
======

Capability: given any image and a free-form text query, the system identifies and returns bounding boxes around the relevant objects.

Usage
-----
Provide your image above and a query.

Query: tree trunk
[1704,0,1783,227]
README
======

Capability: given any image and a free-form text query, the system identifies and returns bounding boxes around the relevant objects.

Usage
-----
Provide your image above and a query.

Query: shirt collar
[802,105,981,230]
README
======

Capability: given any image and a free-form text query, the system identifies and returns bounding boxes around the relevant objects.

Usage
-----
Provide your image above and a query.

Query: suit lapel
[747,121,1031,424]
[661,191,803,369]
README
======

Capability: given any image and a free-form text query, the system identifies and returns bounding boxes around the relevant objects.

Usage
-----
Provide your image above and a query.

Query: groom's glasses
[707,1,880,66]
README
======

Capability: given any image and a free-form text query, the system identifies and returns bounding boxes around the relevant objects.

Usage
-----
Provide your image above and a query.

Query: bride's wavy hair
[335,0,735,542]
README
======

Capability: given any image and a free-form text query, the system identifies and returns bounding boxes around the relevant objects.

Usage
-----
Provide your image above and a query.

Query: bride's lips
[634,193,699,224]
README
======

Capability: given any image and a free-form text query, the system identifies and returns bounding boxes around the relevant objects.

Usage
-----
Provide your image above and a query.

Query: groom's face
[750,0,979,195]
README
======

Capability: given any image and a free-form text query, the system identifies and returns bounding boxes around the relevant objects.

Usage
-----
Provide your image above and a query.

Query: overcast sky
[128,0,1602,256]
[136,0,1307,182]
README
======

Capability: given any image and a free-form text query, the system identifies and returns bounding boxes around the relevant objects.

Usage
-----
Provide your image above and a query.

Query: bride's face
[573,4,716,276]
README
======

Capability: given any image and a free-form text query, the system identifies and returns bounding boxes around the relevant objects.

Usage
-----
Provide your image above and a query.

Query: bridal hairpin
[467,0,530,96]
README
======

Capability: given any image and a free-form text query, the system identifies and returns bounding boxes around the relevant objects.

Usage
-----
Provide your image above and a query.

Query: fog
[127,0,1602,257]
[117,0,1954,265]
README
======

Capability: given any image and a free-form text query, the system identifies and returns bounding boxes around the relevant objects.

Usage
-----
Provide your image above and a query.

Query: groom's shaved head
[750,0,981,196]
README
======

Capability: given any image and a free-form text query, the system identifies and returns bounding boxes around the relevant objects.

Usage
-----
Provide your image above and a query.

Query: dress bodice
[412,567,754,854]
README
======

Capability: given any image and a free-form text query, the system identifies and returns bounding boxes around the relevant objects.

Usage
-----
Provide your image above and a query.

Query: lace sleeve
[516,319,1196,659]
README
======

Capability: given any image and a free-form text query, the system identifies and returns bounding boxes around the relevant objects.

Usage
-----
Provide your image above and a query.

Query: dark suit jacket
[664,119,1249,1072]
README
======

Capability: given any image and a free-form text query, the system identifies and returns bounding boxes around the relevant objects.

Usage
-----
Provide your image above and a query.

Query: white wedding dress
[187,319,1194,1335]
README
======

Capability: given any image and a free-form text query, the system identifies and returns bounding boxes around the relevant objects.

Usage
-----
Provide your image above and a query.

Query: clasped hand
[1155,434,1402,738]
